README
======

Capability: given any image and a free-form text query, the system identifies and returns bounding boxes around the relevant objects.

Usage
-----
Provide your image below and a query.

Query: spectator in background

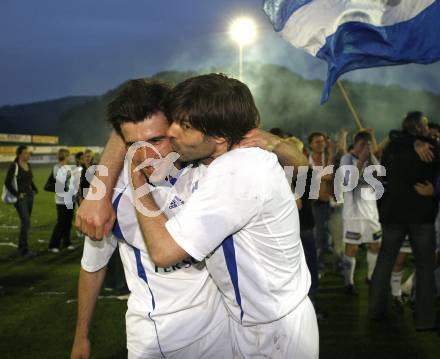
[328,129,348,273]
[74,152,85,238]
[4,145,38,257]
[74,152,84,173]
[79,149,95,201]
[48,148,77,253]
[427,122,440,262]
[75,151,84,166]
[308,131,333,270]
[294,157,320,307]
[74,152,84,202]
[369,111,439,331]
[83,149,94,166]
[340,131,381,295]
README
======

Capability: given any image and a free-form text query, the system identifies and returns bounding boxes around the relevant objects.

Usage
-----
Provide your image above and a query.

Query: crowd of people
[3,147,96,256]
[270,114,440,331]
[2,73,440,358]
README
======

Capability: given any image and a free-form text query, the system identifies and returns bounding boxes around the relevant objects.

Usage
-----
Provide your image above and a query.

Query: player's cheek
[158,142,173,158]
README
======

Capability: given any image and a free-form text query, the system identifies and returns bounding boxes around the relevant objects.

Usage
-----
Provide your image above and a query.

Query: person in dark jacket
[369,111,439,331]
[4,145,38,256]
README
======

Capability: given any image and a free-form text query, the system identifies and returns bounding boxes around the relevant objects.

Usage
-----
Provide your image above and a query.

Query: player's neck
[201,142,228,165]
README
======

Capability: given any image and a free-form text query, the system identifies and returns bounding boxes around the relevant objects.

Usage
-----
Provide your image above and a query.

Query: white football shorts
[229,297,319,359]
[128,317,232,359]
[343,218,382,245]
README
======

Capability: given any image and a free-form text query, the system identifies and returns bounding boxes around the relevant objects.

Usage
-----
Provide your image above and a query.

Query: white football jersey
[340,152,380,221]
[81,161,227,356]
[166,148,311,326]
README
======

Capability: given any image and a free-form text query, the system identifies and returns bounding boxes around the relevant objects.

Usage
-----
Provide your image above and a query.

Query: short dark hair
[269,127,285,138]
[107,79,171,137]
[308,131,327,144]
[402,111,425,135]
[353,130,372,144]
[164,73,260,145]
[75,152,84,161]
[16,145,27,157]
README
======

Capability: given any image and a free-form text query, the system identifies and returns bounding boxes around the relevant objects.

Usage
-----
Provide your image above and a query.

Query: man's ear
[213,136,227,145]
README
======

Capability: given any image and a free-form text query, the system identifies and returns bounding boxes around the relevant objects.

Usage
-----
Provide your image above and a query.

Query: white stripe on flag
[280,0,435,56]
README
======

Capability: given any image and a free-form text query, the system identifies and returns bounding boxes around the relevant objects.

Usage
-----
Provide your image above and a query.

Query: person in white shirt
[71,80,231,359]
[48,148,79,252]
[339,131,382,295]
[128,74,319,358]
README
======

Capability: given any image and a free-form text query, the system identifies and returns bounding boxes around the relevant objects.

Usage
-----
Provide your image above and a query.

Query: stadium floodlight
[229,17,257,81]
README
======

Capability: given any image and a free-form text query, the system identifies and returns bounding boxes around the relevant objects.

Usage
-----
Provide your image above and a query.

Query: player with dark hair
[129,74,318,358]
[75,74,312,357]
[72,79,231,359]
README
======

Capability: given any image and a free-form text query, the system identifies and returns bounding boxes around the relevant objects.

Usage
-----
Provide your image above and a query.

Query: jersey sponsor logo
[154,257,199,273]
[168,195,185,210]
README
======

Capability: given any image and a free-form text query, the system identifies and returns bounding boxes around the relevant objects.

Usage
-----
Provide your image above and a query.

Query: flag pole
[337,80,363,130]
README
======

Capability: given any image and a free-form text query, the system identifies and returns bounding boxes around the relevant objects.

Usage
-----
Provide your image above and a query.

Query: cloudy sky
[1,0,439,106]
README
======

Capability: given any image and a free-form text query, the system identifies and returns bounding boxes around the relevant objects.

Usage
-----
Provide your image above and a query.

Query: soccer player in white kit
[340,130,382,295]
[71,80,231,359]
[129,74,319,358]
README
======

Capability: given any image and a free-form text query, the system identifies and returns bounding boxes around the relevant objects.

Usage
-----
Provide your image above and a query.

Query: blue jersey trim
[133,246,165,358]
[168,175,177,186]
[222,235,244,322]
[112,189,126,241]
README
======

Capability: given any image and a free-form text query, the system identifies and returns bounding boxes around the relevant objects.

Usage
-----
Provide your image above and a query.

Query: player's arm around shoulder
[75,131,125,240]
[237,128,308,167]
[71,265,107,359]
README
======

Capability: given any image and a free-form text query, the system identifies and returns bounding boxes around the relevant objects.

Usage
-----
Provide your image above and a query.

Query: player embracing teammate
[73,74,319,359]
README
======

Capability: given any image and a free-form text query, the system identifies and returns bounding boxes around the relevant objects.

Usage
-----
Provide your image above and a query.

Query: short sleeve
[165,157,261,261]
[81,235,118,272]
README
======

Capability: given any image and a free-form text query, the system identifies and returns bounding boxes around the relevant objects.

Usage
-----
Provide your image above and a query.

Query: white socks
[401,272,415,296]
[343,255,356,285]
[367,251,378,281]
[391,271,403,297]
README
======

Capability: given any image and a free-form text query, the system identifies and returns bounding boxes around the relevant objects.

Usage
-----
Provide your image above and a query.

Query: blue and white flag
[264,0,440,103]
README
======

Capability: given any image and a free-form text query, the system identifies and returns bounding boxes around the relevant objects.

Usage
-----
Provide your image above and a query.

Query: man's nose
[167,122,179,139]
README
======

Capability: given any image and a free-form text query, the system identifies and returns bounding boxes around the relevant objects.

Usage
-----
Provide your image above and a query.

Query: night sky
[1,0,439,106]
